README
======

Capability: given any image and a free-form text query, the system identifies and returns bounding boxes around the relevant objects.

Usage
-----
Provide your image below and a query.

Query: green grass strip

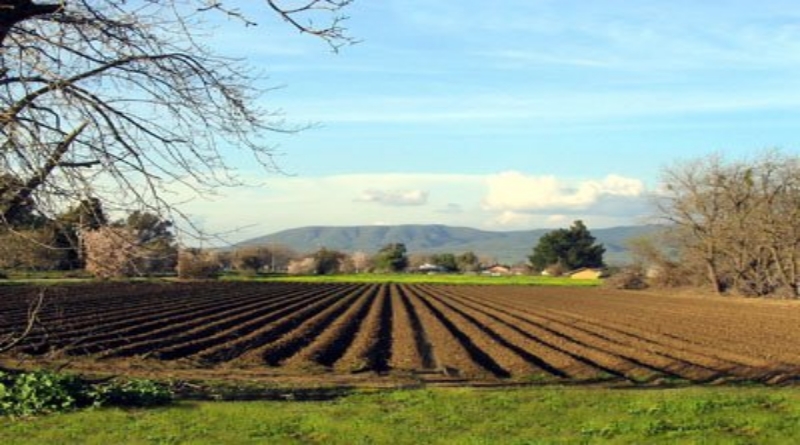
[2,386,799,444]
[226,273,601,287]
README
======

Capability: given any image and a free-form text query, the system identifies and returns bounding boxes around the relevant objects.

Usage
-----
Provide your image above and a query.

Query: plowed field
[2,282,799,386]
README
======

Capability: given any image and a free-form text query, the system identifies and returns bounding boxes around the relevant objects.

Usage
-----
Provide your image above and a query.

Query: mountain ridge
[235,223,663,265]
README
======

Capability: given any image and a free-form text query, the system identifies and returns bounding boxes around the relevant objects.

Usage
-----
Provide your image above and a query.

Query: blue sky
[183,1,800,242]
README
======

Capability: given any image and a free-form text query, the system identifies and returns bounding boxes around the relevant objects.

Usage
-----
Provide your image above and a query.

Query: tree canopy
[375,243,408,272]
[529,220,605,272]
[0,0,354,231]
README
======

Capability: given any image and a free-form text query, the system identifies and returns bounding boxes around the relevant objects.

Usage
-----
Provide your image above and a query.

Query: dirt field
[1,282,799,386]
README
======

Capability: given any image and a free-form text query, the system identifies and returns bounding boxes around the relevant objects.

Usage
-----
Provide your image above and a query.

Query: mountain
[235,224,664,265]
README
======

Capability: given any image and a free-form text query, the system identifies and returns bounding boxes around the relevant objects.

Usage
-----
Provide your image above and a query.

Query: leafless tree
[1,0,355,229]
[656,150,800,297]
[350,250,372,273]
[176,247,221,279]
[657,154,732,294]
[231,245,272,274]
[0,0,355,355]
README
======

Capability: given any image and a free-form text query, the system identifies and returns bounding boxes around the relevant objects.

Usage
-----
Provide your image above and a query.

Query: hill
[235,224,663,265]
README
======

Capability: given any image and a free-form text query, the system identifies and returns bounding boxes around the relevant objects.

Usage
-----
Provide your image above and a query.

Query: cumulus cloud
[482,171,646,215]
[357,189,430,206]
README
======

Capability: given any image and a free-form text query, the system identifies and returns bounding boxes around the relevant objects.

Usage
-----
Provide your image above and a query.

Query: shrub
[95,379,173,407]
[544,262,568,277]
[604,266,649,290]
[0,370,87,417]
[646,261,693,289]
[0,370,173,418]
[176,248,220,279]
[0,270,7,280]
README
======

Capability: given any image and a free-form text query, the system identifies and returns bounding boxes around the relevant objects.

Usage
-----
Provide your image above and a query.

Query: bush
[544,262,568,277]
[604,266,649,290]
[95,379,173,407]
[0,270,7,280]
[0,370,87,417]
[0,370,173,418]
[176,248,220,279]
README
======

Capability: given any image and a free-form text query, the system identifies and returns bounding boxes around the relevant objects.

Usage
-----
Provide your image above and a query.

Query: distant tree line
[0,197,611,279]
[0,195,177,278]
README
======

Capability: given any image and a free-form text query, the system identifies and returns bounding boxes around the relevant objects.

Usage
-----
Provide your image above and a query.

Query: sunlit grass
[2,386,799,444]
[233,273,601,287]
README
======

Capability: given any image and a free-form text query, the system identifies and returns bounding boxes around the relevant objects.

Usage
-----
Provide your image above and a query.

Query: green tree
[457,251,481,273]
[313,248,346,275]
[124,211,177,274]
[431,253,459,272]
[52,198,110,270]
[375,243,409,272]
[59,198,107,231]
[529,220,605,272]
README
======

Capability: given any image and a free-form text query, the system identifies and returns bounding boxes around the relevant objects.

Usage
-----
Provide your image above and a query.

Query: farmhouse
[568,268,607,280]
[417,263,446,273]
[483,265,512,276]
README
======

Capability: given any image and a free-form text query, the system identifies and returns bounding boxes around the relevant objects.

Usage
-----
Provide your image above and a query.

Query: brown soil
[2,282,800,387]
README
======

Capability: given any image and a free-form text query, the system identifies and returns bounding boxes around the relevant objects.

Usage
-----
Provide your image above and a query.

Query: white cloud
[357,189,429,206]
[482,171,645,214]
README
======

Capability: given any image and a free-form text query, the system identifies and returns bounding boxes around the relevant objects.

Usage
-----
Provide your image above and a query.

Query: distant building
[483,265,512,276]
[568,268,607,280]
[417,263,446,273]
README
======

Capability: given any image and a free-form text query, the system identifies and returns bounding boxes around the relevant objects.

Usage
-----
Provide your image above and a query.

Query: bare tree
[231,246,272,275]
[1,0,354,228]
[656,150,800,297]
[350,250,372,273]
[0,0,355,354]
[657,154,734,294]
[176,247,221,279]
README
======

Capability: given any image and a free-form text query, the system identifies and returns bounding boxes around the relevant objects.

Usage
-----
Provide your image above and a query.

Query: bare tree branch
[0,288,45,353]
[0,0,354,233]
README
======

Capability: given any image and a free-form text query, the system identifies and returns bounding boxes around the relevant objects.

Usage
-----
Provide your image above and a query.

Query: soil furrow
[404,286,509,378]
[153,285,358,361]
[387,284,431,371]
[335,283,392,373]
[283,284,381,369]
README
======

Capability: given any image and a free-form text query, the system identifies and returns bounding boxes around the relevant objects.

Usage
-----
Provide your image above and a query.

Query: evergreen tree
[529,220,605,272]
[375,243,409,272]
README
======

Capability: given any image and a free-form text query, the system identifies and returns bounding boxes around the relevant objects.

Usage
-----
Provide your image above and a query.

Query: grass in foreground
[233,273,601,287]
[2,386,799,444]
